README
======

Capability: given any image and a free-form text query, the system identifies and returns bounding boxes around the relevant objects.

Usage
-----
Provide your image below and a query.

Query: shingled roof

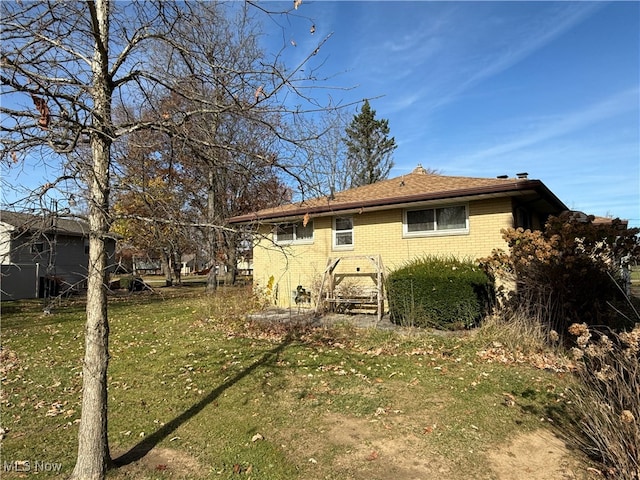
[228,166,568,224]
[0,210,90,237]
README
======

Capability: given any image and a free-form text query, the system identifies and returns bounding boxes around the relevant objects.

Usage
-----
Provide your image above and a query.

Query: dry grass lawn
[1,286,600,479]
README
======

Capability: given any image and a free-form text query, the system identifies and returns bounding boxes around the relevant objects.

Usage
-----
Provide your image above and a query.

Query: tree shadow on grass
[112,333,294,468]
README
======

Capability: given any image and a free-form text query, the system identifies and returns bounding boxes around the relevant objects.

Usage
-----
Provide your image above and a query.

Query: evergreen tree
[344,99,397,187]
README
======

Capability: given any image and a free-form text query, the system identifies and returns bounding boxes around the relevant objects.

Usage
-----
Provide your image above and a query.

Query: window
[333,216,354,249]
[275,224,294,243]
[404,205,468,236]
[274,221,314,244]
[295,221,314,241]
[31,242,45,254]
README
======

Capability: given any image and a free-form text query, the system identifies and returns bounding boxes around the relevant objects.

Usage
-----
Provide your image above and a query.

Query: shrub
[113,276,149,292]
[566,323,640,480]
[117,275,133,291]
[481,212,640,336]
[387,256,493,329]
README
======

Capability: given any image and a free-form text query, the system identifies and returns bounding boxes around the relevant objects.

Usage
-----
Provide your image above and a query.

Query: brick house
[228,166,568,312]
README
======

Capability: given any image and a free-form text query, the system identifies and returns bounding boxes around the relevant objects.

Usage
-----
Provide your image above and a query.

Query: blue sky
[2,1,638,227]
[265,1,639,226]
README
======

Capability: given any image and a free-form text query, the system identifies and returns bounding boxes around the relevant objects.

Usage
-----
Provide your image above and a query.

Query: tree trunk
[70,1,112,478]
[223,231,237,286]
[71,212,111,479]
[173,251,182,285]
[71,143,113,479]
[206,166,217,292]
[161,249,173,286]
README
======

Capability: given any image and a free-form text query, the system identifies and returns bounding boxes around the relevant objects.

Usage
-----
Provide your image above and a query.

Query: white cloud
[448,87,639,165]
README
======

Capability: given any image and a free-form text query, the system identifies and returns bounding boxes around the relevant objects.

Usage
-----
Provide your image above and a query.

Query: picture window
[274,220,314,244]
[404,205,468,236]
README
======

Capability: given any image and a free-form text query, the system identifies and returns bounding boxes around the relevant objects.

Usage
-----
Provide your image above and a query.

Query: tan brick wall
[253,198,513,308]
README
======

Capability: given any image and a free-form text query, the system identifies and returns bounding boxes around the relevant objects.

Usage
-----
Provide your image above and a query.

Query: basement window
[274,221,314,245]
[403,205,468,237]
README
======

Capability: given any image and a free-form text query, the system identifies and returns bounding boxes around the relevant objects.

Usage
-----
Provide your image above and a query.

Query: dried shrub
[481,212,639,336]
[478,307,554,355]
[200,285,267,324]
[566,323,640,480]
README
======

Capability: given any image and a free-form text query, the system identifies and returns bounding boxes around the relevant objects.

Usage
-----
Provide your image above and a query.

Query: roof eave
[229,180,568,224]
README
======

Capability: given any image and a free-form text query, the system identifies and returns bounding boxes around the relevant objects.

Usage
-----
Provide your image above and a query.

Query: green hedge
[387,256,493,329]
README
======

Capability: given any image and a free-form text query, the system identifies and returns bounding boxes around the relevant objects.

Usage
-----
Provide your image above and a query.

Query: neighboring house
[0,210,117,301]
[236,255,253,277]
[132,258,162,276]
[180,254,197,275]
[228,166,568,311]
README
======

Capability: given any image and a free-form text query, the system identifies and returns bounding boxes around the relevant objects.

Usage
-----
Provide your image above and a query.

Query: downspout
[35,262,40,298]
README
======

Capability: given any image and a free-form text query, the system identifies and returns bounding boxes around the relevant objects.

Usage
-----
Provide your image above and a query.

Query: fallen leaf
[251,433,264,442]
[366,450,379,461]
[374,407,387,416]
[503,393,516,407]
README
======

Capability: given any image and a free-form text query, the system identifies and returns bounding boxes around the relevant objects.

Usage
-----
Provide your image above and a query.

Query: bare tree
[295,108,353,198]
[1,2,339,478]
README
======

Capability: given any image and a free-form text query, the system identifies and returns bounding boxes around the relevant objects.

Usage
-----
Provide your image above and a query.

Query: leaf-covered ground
[1,287,597,479]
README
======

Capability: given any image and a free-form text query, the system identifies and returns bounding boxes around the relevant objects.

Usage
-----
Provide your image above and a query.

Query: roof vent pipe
[516,172,529,179]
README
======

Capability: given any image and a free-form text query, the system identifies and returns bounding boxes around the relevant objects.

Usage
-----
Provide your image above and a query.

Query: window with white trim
[333,216,353,249]
[274,221,314,244]
[403,205,468,236]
